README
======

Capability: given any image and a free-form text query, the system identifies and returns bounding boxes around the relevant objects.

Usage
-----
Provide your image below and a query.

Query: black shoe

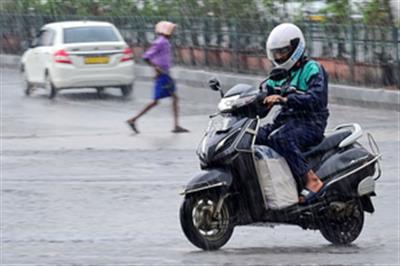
[126,120,139,134]
[172,126,189,133]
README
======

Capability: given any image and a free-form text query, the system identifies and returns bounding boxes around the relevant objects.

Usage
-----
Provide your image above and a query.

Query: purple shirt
[142,35,172,72]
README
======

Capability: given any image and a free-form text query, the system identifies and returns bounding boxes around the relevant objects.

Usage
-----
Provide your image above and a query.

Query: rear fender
[360,195,375,213]
[357,176,375,196]
[180,168,232,196]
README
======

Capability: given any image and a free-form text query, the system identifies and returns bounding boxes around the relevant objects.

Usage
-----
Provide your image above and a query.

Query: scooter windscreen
[196,114,248,166]
[207,114,239,133]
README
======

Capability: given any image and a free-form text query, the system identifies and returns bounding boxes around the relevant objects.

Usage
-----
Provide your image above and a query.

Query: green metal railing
[1,13,399,87]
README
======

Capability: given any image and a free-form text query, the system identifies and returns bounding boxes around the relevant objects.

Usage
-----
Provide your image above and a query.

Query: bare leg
[298,169,324,203]
[126,100,158,133]
[127,100,158,123]
[304,169,323,192]
[172,93,179,128]
[171,93,189,133]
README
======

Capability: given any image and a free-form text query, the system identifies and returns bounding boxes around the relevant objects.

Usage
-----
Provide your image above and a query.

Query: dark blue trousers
[255,120,324,191]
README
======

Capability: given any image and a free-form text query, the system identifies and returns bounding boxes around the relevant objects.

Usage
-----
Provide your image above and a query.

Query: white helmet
[266,23,306,71]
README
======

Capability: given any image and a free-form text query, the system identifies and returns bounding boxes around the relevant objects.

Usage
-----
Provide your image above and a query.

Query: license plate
[84,56,109,64]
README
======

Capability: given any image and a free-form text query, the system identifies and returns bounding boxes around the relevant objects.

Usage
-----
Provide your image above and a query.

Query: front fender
[180,168,233,195]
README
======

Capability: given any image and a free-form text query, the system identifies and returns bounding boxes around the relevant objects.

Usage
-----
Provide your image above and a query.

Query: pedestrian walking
[126,21,189,134]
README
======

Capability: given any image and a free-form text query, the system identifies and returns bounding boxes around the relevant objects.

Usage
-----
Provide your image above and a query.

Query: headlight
[218,95,240,111]
[218,94,256,112]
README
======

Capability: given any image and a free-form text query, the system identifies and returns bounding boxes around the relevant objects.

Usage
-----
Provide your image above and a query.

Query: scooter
[179,68,382,250]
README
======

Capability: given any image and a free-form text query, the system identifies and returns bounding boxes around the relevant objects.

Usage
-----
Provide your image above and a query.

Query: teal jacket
[266,57,329,129]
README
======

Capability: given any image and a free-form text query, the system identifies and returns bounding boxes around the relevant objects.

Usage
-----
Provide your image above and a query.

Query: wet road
[1,68,399,265]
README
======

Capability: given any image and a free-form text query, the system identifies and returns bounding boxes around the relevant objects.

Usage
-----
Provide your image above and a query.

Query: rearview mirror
[258,67,289,91]
[28,38,38,48]
[208,77,220,91]
[269,67,289,81]
[208,77,224,97]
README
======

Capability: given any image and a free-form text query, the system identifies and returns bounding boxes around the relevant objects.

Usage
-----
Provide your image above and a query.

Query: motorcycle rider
[255,23,329,203]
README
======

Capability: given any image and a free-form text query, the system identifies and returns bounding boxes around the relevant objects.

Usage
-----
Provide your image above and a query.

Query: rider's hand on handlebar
[263,95,287,109]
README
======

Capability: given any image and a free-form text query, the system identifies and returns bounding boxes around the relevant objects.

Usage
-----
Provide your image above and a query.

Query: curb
[1,54,21,68]
[2,54,399,111]
[136,64,400,111]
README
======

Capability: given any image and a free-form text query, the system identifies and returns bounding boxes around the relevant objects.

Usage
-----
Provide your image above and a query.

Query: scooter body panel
[182,168,233,195]
[316,145,374,180]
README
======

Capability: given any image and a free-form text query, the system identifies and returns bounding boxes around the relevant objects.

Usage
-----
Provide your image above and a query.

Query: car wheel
[21,66,33,96]
[120,84,133,98]
[96,87,105,98]
[44,73,57,99]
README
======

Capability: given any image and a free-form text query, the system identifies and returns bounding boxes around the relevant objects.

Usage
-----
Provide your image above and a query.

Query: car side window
[36,30,55,47]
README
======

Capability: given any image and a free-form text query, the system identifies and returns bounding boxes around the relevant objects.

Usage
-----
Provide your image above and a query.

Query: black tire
[319,199,364,245]
[179,192,234,250]
[21,66,33,96]
[44,73,57,99]
[120,84,133,97]
[96,87,105,98]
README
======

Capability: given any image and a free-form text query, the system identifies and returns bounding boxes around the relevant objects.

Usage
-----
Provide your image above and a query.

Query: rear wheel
[180,192,234,250]
[96,87,105,98]
[120,84,133,98]
[319,199,364,245]
[44,73,57,99]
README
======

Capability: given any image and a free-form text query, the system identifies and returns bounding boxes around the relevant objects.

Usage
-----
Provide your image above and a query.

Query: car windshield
[63,26,120,43]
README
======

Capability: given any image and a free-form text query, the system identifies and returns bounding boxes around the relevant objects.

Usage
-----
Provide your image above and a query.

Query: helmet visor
[271,45,293,64]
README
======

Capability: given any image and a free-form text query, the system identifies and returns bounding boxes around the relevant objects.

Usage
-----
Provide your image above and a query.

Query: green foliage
[1,0,42,13]
[215,0,260,19]
[1,0,260,19]
[261,0,278,14]
[322,0,351,23]
[361,0,394,26]
[0,0,398,27]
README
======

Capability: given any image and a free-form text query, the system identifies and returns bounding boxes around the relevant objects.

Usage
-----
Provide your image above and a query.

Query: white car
[21,21,135,99]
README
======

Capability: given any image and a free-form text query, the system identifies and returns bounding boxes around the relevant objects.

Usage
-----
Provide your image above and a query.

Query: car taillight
[54,49,72,64]
[120,47,134,62]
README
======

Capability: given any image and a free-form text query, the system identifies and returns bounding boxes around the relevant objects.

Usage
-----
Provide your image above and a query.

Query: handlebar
[256,91,269,104]
[256,91,286,107]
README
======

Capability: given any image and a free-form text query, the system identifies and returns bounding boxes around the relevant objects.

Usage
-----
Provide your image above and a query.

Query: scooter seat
[303,129,352,158]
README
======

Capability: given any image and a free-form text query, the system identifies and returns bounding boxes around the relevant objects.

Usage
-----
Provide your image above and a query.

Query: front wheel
[120,84,133,98]
[180,192,234,250]
[319,199,364,245]
[21,66,33,96]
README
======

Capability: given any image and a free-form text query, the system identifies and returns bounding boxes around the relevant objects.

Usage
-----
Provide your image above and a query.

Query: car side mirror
[124,37,133,45]
[20,40,29,50]
[208,77,224,97]
[28,39,37,48]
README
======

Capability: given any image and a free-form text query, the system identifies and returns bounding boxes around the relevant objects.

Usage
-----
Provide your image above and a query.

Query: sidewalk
[2,54,399,111]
